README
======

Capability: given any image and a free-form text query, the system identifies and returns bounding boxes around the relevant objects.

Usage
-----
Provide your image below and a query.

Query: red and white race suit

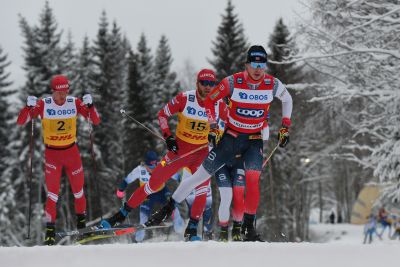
[125,89,227,220]
[17,96,100,222]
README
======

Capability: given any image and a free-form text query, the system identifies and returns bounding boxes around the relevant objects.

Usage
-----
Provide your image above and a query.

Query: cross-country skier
[145,45,293,242]
[174,168,214,241]
[363,214,378,244]
[100,69,228,241]
[217,124,269,242]
[17,74,100,245]
[116,150,185,242]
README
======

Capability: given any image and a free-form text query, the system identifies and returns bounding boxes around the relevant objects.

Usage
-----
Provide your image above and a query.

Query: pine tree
[136,34,157,148]
[267,18,302,84]
[90,12,130,216]
[153,35,180,111]
[208,0,249,80]
[152,35,180,149]
[0,46,19,245]
[123,50,153,169]
[260,18,313,241]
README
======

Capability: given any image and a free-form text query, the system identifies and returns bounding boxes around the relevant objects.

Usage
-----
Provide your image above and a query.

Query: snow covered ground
[1,224,399,267]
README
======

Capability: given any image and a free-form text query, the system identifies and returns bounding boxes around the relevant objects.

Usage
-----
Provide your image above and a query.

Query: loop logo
[236,108,264,118]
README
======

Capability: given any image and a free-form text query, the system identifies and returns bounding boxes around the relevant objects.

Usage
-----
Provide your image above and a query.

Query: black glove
[208,123,221,147]
[166,135,179,153]
[277,127,289,148]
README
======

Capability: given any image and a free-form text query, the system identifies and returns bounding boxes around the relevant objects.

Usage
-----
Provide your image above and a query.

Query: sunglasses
[250,62,267,69]
[199,80,216,87]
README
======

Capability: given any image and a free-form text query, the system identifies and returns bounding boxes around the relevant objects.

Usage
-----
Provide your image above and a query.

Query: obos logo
[238,92,268,101]
[239,92,248,99]
[46,109,76,116]
[187,106,196,115]
[236,108,264,118]
[46,109,56,116]
[187,106,207,117]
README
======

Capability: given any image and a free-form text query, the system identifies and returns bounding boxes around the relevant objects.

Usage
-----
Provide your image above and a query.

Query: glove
[278,127,289,148]
[82,94,93,107]
[208,123,221,147]
[166,135,179,153]
[116,189,125,199]
[26,96,37,107]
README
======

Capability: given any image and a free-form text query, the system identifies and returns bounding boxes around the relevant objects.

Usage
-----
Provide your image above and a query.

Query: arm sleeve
[262,123,270,141]
[76,98,101,125]
[273,78,293,127]
[158,92,186,139]
[16,100,43,125]
[124,166,141,184]
[204,78,230,125]
[218,101,229,123]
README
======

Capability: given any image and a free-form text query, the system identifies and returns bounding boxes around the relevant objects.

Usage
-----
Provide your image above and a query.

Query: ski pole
[120,109,166,144]
[262,143,280,168]
[87,112,103,220]
[160,144,209,166]
[26,117,34,239]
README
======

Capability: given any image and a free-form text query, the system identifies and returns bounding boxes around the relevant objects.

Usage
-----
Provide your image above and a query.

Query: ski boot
[100,204,130,228]
[218,225,229,242]
[184,218,201,241]
[145,197,175,227]
[242,213,264,242]
[76,213,86,229]
[44,223,56,246]
[203,230,214,241]
[231,221,243,241]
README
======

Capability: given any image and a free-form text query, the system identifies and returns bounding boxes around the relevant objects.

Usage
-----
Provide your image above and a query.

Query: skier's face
[197,80,216,100]
[246,63,266,81]
[52,90,68,105]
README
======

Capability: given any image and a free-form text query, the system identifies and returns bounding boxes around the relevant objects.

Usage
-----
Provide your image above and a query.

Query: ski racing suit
[171,71,292,221]
[119,163,184,242]
[124,90,227,221]
[174,168,213,234]
[17,96,100,223]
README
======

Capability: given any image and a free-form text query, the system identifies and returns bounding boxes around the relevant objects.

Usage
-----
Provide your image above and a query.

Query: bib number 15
[189,121,207,131]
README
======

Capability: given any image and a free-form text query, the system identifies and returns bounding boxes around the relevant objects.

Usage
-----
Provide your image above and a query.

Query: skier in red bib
[146,45,293,241]
[101,69,227,241]
[17,75,100,245]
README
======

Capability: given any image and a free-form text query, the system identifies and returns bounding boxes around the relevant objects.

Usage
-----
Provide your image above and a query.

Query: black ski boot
[44,223,56,246]
[242,213,264,242]
[145,197,175,227]
[231,221,243,241]
[100,203,131,228]
[184,218,200,241]
[76,213,86,229]
[218,225,229,242]
[203,230,214,241]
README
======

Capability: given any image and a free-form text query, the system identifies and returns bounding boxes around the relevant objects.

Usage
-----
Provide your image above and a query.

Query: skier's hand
[166,135,179,153]
[278,127,289,148]
[208,123,221,147]
[82,94,93,107]
[26,96,37,107]
[116,189,125,199]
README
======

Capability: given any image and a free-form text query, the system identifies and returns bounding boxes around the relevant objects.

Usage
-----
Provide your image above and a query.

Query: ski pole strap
[120,109,166,143]
[162,144,209,166]
[262,143,279,168]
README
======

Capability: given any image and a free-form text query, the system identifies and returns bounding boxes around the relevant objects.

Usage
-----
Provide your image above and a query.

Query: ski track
[1,224,399,267]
